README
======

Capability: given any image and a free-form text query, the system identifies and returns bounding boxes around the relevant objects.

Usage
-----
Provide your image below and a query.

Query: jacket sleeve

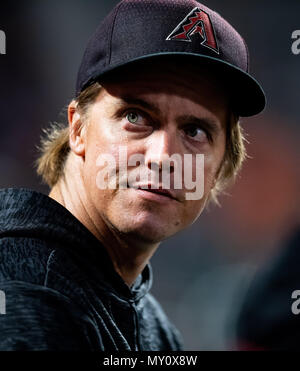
[0,280,104,351]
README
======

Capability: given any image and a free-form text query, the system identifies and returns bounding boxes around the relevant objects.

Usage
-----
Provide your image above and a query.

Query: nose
[144,129,178,173]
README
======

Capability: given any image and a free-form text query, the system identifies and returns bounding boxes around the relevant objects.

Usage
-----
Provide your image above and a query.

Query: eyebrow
[177,115,221,137]
[114,95,222,135]
[115,96,161,117]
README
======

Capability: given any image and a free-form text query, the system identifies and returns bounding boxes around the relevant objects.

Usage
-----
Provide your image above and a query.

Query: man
[0,0,265,351]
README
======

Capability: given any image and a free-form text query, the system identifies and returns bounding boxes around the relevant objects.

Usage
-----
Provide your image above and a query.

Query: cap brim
[88,52,266,117]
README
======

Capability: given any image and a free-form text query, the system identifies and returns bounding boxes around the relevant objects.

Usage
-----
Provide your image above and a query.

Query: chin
[114,213,179,244]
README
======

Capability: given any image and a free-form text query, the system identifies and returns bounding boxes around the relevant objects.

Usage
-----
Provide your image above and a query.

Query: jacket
[0,188,183,351]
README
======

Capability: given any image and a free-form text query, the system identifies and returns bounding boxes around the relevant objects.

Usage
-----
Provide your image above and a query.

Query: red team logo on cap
[166,7,219,54]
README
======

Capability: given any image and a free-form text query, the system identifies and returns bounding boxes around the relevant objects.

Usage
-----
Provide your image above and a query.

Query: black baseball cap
[76,0,266,117]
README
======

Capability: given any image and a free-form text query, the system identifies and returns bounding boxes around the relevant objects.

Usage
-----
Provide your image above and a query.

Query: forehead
[97,58,230,126]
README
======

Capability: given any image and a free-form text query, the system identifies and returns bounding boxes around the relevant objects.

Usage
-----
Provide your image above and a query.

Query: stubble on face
[80,62,228,245]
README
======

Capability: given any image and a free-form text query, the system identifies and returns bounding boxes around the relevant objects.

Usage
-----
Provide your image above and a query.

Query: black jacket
[0,188,183,351]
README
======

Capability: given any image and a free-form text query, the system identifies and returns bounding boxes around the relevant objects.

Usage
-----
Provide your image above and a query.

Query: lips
[130,184,178,201]
[139,188,175,200]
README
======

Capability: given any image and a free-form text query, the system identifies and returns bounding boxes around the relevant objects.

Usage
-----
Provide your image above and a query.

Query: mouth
[129,184,178,201]
[139,188,175,199]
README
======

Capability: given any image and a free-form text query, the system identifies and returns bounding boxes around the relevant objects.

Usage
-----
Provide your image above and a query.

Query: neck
[48,153,158,287]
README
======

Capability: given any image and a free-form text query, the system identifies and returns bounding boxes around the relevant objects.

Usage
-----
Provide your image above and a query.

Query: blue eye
[126,111,141,124]
[184,125,208,142]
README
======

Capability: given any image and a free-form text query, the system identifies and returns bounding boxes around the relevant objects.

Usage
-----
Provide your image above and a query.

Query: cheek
[84,118,135,181]
[183,151,224,200]
[204,159,218,190]
[178,198,207,229]
[84,124,121,178]
[203,138,226,190]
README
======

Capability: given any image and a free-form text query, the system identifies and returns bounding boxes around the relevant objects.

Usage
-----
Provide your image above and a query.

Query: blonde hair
[210,112,247,205]
[36,82,246,205]
[36,83,102,187]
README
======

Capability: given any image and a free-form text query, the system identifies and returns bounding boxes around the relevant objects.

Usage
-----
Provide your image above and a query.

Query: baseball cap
[76,0,266,117]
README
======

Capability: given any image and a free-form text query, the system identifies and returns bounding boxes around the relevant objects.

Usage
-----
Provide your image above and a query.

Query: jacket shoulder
[0,236,54,286]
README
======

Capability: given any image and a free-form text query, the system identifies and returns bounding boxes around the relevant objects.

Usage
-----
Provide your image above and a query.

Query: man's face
[79,62,228,244]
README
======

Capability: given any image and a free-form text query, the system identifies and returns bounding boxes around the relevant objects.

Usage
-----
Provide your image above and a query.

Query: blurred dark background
[0,0,299,350]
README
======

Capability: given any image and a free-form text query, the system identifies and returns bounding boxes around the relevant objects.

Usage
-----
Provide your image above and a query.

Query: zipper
[130,300,142,351]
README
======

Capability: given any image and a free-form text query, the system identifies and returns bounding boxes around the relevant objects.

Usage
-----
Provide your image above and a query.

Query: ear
[68,100,86,158]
